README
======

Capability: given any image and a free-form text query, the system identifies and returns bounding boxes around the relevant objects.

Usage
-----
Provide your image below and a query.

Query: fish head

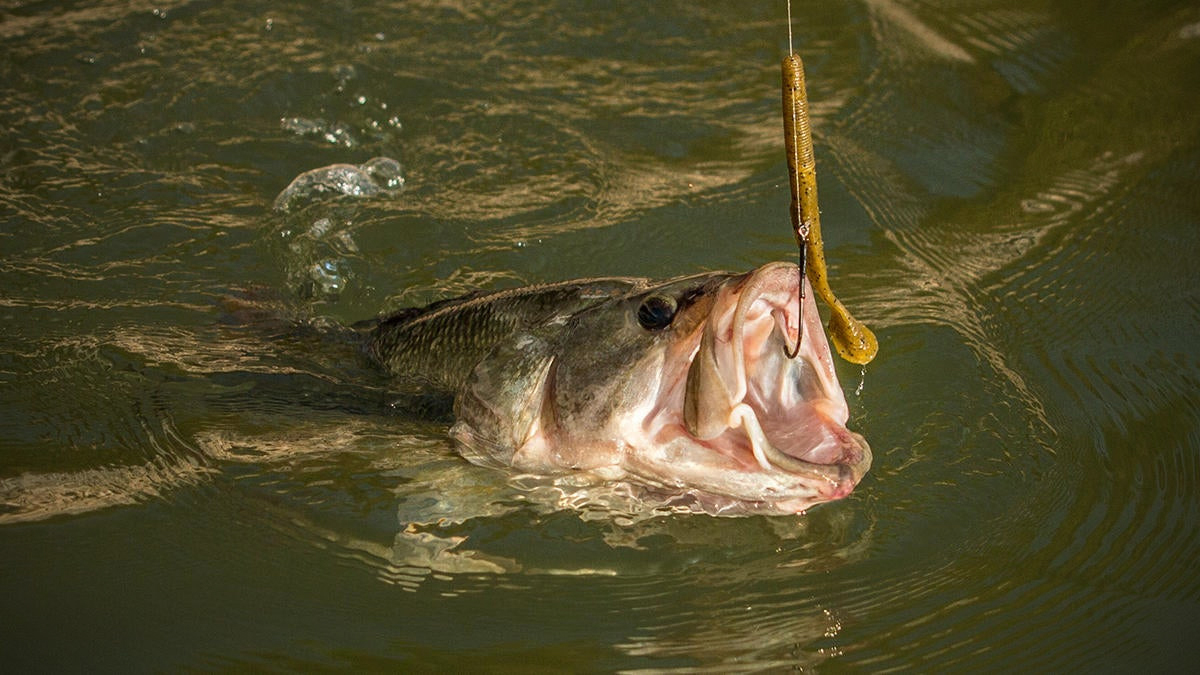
[452,261,871,515]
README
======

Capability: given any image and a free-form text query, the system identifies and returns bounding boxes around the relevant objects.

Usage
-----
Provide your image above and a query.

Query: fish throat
[681,263,858,482]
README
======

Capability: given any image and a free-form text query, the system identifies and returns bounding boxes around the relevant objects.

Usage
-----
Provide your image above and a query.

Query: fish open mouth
[679,262,871,499]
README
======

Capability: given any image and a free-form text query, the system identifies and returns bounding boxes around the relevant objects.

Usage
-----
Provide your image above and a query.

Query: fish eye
[637,295,677,331]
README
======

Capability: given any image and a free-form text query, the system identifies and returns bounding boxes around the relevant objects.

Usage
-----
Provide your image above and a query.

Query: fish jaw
[630,262,871,514]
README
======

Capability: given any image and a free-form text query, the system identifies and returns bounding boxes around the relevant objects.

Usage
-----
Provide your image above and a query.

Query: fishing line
[782,0,809,359]
[787,0,794,55]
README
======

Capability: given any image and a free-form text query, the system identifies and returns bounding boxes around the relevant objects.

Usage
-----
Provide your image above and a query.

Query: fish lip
[681,262,872,492]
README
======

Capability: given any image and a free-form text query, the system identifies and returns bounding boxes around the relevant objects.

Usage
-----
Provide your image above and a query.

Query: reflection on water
[2,0,1199,670]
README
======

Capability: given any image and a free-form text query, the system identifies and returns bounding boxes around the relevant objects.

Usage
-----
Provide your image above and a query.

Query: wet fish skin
[368,274,726,462]
[368,279,641,392]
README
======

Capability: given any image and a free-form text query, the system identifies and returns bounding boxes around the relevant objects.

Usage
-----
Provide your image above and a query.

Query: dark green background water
[3,0,1198,670]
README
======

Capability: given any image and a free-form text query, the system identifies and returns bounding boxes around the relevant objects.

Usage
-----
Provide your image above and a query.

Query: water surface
[2,0,1199,670]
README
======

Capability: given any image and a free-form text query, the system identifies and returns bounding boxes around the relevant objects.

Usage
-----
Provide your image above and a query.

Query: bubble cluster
[271,157,404,300]
[272,156,404,213]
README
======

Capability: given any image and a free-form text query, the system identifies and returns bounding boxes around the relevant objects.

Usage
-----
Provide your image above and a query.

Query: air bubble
[273,157,404,212]
[301,258,351,299]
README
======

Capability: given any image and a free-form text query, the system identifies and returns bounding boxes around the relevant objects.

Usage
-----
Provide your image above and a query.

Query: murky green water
[3,0,1199,670]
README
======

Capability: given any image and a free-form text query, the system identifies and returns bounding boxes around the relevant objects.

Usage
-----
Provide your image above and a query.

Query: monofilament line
[786,0,794,55]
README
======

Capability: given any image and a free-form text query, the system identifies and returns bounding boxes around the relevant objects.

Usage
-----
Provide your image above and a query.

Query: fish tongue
[683,318,737,440]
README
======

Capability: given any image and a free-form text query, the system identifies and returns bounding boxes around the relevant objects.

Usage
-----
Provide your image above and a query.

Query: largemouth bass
[365,261,870,515]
